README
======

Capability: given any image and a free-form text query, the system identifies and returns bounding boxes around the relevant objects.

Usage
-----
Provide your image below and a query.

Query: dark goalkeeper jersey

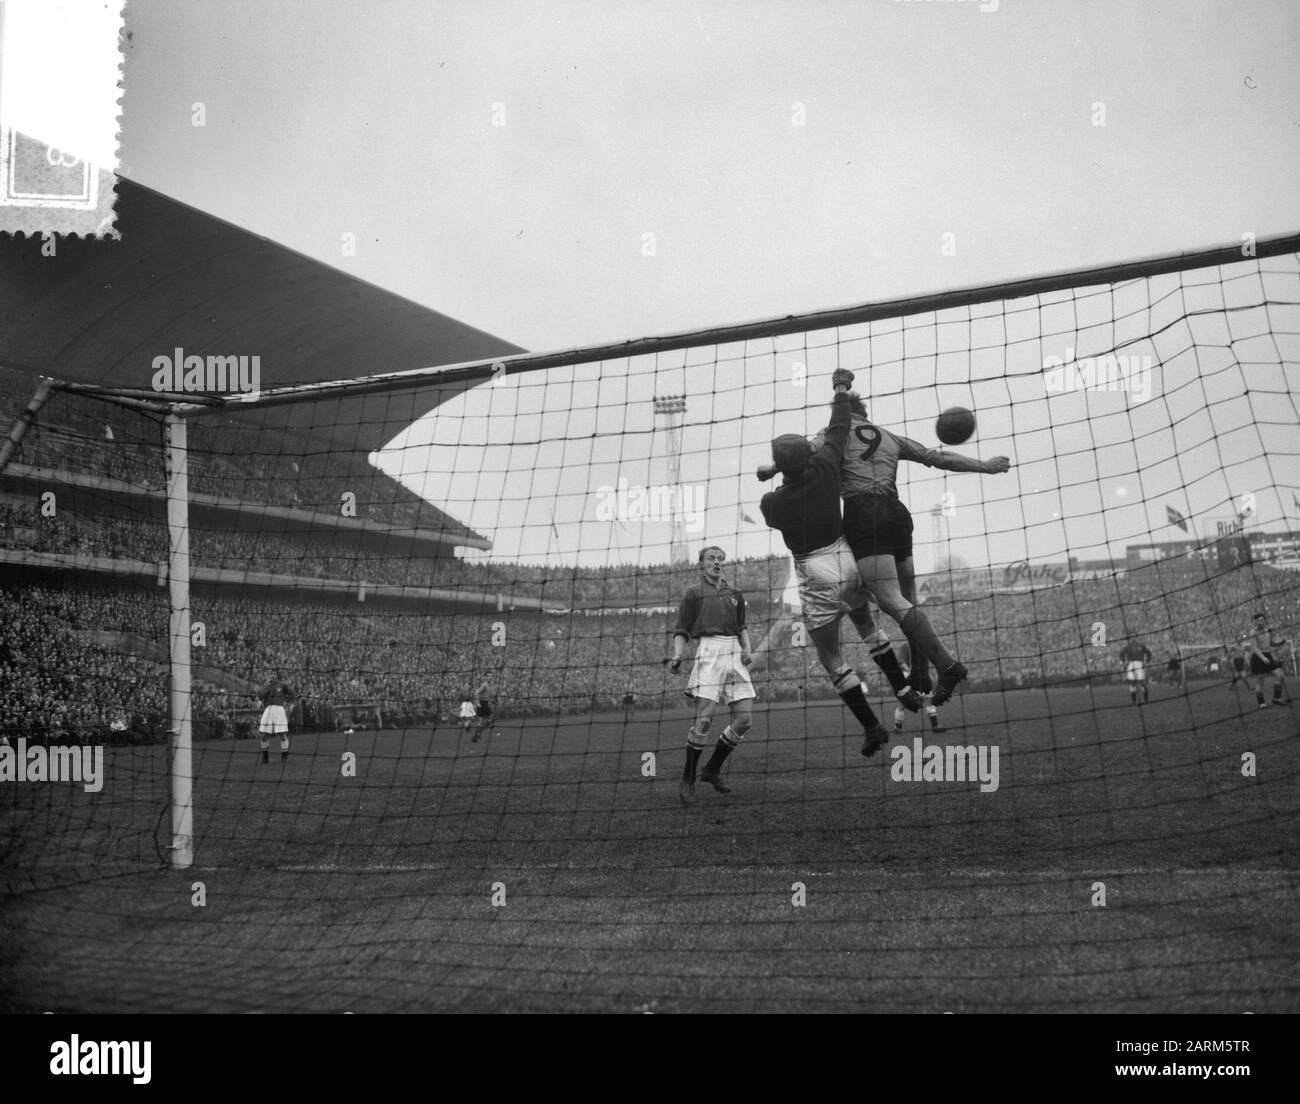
[1118,644,1152,665]
[760,392,852,557]
[260,682,294,706]
[673,579,747,640]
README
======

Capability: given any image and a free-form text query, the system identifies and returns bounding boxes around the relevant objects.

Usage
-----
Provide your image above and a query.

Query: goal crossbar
[116,229,1300,417]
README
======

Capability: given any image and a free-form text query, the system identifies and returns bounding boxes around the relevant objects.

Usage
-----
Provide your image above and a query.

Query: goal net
[2,233,1298,1012]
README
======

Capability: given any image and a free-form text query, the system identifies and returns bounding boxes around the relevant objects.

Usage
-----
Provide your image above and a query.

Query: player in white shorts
[1119,636,1152,704]
[458,697,477,733]
[760,375,921,758]
[667,545,756,803]
[258,673,294,763]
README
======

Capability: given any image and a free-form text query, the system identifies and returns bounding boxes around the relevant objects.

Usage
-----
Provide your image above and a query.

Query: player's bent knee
[865,626,891,652]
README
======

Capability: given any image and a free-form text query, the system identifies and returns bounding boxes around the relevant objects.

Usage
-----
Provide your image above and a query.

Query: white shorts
[259,704,289,734]
[794,536,873,630]
[1125,661,1146,682]
[687,636,757,705]
[459,701,476,719]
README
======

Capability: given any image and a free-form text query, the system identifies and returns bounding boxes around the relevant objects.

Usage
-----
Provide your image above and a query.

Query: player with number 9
[822,369,1012,708]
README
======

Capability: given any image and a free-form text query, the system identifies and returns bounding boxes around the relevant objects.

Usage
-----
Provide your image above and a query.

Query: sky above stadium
[117,0,1300,571]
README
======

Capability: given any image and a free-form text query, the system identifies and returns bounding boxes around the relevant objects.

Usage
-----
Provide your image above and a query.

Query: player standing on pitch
[1119,635,1152,704]
[471,677,493,742]
[667,546,756,803]
[816,369,1010,708]
[759,371,921,757]
[1226,637,1252,692]
[458,692,478,736]
[258,671,295,763]
[1245,612,1289,708]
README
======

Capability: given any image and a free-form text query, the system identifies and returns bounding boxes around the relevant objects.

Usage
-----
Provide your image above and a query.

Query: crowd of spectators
[5,378,1297,731]
[4,553,1295,743]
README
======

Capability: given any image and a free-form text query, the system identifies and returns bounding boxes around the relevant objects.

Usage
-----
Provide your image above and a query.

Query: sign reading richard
[918,560,1123,601]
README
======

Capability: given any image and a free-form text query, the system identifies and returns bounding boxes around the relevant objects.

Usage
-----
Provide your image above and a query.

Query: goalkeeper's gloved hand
[832,368,856,394]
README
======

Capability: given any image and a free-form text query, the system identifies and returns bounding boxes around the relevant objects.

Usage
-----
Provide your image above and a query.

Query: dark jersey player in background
[667,546,756,803]
[1118,636,1152,704]
[1246,612,1289,708]
[760,370,920,757]
[471,677,493,742]
[258,672,295,763]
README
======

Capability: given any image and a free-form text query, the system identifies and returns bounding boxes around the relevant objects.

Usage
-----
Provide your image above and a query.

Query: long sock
[1256,690,1266,705]
[704,726,741,773]
[1274,685,1284,702]
[905,641,925,689]
[831,666,880,731]
[869,644,909,695]
[684,744,703,781]
[899,608,955,671]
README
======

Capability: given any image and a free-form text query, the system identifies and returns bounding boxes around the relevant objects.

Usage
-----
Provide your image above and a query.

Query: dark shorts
[843,494,914,562]
[1232,657,1246,672]
[1249,653,1281,676]
[476,701,493,718]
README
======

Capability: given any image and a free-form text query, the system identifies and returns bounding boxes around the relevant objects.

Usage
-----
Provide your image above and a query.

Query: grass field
[2,680,1298,1012]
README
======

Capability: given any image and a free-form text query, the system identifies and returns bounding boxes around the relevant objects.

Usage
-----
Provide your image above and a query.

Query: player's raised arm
[899,436,1011,475]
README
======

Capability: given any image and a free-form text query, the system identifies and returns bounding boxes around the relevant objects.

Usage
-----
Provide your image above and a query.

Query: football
[936,406,976,445]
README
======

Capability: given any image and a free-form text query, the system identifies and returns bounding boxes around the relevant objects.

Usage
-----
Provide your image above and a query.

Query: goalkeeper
[759,370,919,758]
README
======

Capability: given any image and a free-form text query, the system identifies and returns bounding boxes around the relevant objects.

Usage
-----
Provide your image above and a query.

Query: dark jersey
[673,579,746,640]
[260,682,294,707]
[1118,643,1152,665]
[760,393,852,556]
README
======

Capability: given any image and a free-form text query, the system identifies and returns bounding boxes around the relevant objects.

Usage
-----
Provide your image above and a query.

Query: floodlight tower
[653,393,689,564]
[931,499,951,572]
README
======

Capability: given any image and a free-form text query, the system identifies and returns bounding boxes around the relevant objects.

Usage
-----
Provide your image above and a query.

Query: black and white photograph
[1,0,1297,1047]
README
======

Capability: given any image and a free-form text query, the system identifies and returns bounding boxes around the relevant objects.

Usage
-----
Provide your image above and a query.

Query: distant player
[1226,638,1251,691]
[1246,612,1288,708]
[258,672,294,763]
[759,376,920,758]
[815,370,1011,709]
[471,678,493,741]
[1118,636,1152,704]
[895,644,945,735]
[1164,650,1185,691]
[621,691,635,722]
[667,546,755,803]
[458,695,477,735]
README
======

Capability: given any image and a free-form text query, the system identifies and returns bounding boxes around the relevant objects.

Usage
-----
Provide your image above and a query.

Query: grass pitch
[3,680,1297,1012]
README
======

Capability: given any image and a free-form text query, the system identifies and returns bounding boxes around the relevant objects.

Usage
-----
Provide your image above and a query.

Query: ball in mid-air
[935,406,976,445]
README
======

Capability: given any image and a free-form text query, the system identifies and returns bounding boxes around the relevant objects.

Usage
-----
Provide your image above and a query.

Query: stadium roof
[0,173,525,454]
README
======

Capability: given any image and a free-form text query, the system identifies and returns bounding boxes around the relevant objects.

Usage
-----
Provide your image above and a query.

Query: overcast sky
[110,0,1300,570]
